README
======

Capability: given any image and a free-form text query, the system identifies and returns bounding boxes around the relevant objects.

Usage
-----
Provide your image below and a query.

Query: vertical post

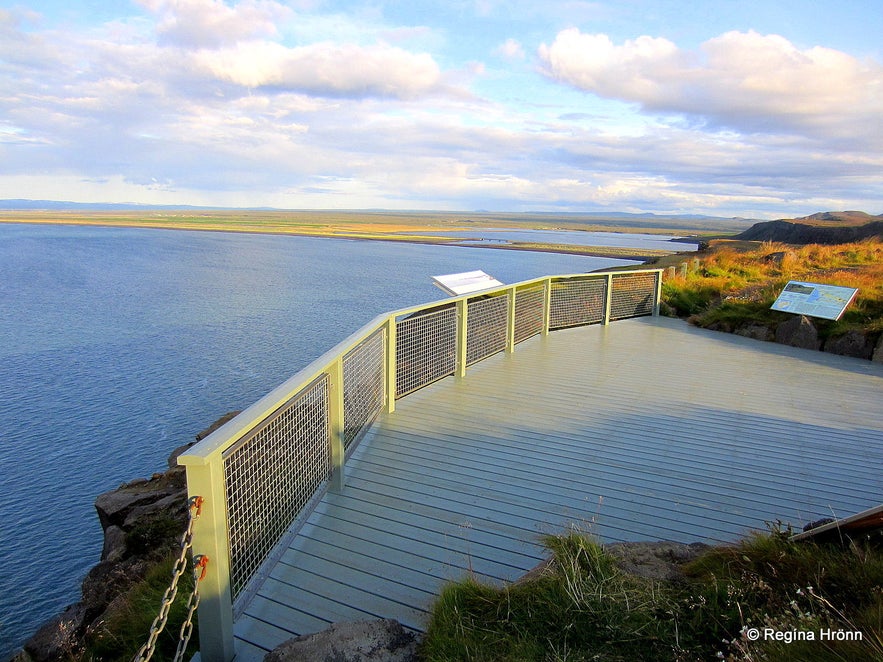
[328,358,345,491]
[506,286,517,353]
[654,269,663,316]
[456,298,468,377]
[385,317,396,413]
[542,278,552,335]
[179,456,236,662]
[603,273,614,325]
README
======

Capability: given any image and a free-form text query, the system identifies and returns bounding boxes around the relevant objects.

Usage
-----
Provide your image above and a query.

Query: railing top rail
[177,309,392,466]
[382,267,660,317]
[178,268,661,466]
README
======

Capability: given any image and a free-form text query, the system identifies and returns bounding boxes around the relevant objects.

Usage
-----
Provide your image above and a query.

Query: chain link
[133,496,206,662]
[173,555,207,662]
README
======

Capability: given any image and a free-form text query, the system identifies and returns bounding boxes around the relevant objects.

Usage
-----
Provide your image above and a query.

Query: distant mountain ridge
[735,211,883,244]
[0,199,263,211]
[0,199,741,221]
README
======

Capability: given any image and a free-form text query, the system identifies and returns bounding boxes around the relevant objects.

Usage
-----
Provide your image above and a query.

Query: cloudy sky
[1,0,881,218]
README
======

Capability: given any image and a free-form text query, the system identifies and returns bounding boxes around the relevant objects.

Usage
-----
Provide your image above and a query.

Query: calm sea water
[0,223,640,657]
[410,228,698,251]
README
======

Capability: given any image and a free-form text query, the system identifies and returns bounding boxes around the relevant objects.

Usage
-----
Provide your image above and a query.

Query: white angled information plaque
[771,280,858,320]
[431,270,504,296]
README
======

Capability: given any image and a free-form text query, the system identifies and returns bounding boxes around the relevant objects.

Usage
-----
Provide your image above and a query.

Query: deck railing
[178,268,662,660]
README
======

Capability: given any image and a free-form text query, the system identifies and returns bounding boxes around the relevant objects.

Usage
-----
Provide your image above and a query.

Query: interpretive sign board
[770,280,858,321]
[432,270,504,296]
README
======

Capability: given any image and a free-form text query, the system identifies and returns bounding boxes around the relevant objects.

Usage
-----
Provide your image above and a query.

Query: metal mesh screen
[610,272,658,320]
[222,376,330,599]
[514,285,545,344]
[549,277,606,329]
[466,295,509,366]
[342,328,385,450]
[396,305,456,397]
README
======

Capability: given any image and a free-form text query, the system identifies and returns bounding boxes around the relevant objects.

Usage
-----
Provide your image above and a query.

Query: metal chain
[173,555,207,662]
[133,496,205,662]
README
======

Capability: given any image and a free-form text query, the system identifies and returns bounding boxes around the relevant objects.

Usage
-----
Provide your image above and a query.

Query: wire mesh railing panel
[610,272,658,320]
[549,278,606,329]
[466,295,509,366]
[514,285,545,344]
[396,305,457,397]
[222,376,330,599]
[342,328,385,451]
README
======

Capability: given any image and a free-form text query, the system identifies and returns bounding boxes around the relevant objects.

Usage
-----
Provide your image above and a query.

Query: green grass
[421,528,883,661]
[422,532,686,661]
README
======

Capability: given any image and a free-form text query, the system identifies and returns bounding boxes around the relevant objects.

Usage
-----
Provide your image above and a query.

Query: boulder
[100,525,127,563]
[734,324,772,341]
[873,335,883,363]
[94,488,169,531]
[264,619,421,662]
[762,250,794,265]
[605,541,711,582]
[122,490,187,529]
[774,315,820,350]
[824,330,874,360]
[95,468,187,531]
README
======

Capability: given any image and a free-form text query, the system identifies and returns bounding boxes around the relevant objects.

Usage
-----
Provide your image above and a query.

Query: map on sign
[771,280,858,321]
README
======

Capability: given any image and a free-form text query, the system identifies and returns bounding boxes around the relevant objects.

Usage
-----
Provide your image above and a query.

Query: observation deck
[178,271,883,661]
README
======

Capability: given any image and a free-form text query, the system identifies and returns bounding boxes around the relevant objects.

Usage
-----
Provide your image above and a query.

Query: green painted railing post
[328,358,345,491]
[456,298,468,377]
[654,270,662,316]
[506,286,517,352]
[179,456,236,662]
[385,317,396,413]
[542,278,552,335]
[603,274,614,325]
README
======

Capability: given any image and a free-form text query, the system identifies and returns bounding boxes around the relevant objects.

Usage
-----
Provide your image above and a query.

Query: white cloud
[137,0,291,48]
[495,38,525,60]
[192,40,441,98]
[538,28,883,144]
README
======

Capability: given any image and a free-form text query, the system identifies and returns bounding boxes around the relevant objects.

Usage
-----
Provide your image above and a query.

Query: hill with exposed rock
[734,211,883,244]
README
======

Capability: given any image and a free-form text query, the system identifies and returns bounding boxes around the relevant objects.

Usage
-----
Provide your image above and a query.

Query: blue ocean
[0,223,644,657]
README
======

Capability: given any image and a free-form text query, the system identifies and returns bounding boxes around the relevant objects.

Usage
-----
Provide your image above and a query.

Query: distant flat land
[0,209,747,260]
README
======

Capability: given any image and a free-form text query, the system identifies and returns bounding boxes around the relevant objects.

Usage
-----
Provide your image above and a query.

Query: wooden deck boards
[233,317,883,659]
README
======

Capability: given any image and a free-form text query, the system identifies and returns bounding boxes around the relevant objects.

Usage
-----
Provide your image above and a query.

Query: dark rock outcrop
[823,330,876,360]
[774,315,820,350]
[265,619,422,662]
[735,219,883,244]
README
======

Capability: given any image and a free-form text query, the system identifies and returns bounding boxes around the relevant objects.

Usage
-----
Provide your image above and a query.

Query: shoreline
[0,215,694,262]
